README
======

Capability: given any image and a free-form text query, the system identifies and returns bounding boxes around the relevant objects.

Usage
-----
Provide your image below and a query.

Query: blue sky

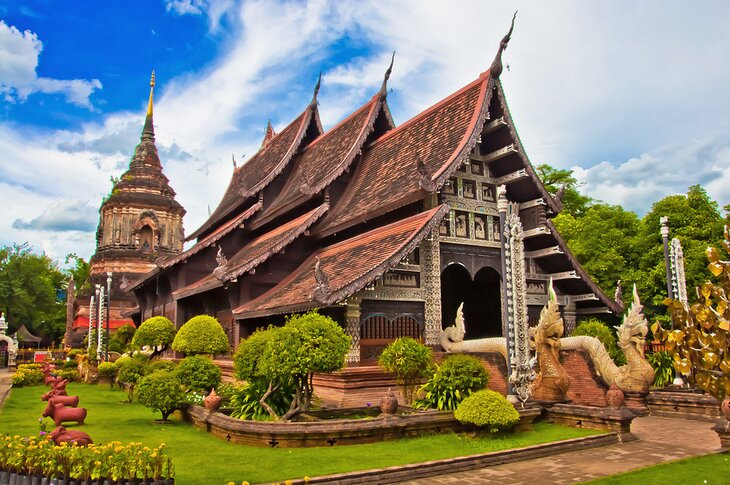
[1,0,729,264]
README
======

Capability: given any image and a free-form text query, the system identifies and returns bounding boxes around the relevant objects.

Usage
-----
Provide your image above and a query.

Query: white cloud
[0,20,101,109]
[165,0,235,32]
[12,199,98,232]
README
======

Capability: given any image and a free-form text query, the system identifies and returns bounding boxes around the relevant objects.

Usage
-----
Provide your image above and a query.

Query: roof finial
[378,51,396,98]
[489,11,517,79]
[147,70,155,117]
[311,71,322,106]
[141,70,156,141]
[262,120,276,146]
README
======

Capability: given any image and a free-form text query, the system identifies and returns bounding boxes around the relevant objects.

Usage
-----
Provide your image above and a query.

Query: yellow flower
[228,482,235,485]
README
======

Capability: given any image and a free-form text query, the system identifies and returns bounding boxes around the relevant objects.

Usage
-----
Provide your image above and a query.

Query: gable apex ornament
[378,51,396,99]
[489,11,517,79]
[310,71,322,107]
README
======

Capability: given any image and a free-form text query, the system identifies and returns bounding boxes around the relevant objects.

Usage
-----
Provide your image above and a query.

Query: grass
[580,452,730,484]
[1,383,601,484]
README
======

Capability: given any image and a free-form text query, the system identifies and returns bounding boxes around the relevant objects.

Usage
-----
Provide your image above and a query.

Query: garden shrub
[229,380,294,421]
[176,355,221,392]
[137,370,186,422]
[574,318,626,365]
[172,315,229,356]
[61,359,77,370]
[11,364,44,387]
[66,349,83,360]
[149,360,178,373]
[378,337,433,404]
[454,390,520,432]
[97,361,117,378]
[116,357,150,402]
[131,316,177,358]
[216,382,239,406]
[56,369,79,382]
[415,354,489,410]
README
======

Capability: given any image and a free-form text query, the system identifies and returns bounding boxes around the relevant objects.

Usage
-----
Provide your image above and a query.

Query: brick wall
[562,350,608,406]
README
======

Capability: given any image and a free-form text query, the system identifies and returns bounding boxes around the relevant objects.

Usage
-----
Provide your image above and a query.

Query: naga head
[534,279,564,348]
[616,284,649,354]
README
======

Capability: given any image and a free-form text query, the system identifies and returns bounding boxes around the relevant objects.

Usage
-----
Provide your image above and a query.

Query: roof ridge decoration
[378,51,395,99]
[213,246,227,279]
[262,120,276,147]
[312,256,331,303]
[311,71,322,107]
[488,11,517,79]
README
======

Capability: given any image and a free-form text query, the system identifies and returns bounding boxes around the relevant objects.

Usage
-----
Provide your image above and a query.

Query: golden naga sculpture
[531,280,570,400]
[560,284,655,392]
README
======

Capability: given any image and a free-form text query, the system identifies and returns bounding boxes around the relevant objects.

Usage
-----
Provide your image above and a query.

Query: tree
[653,226,730,400]
[64,253,90,297]
[137,370,186,422]
[378,337,433,404]
[171,315,229,356]
[109,323,136,354]
[536,163,593,217]
[0,243,66,341]
[132,316,177,359]
[261,312,350,419]
[176,355,221,393]
[116,357,150,402]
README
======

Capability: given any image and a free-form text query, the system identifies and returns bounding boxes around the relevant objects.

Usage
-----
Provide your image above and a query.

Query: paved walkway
[0,369,11,409]
[406,415,721,484]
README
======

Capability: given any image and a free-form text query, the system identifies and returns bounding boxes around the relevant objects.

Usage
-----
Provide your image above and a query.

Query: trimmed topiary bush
[574,318,626,365]
[97,361,117,377]
[132,316,177,359]
[150,360,178,373]
[176,355,221,392]
[454,390,520,432]
[56,369,79,382]
[415,354,489,410]
[378,337,433,404]
[171,315,229,356]
[137,370,186,422]
[116,357,150,402]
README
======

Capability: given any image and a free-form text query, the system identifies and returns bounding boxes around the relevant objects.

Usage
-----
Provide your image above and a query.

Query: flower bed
[0,434,174,484]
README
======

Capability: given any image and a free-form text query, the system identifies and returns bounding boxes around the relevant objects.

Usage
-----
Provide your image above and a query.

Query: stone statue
[440,304,508,360]
[559,285,655,392]
[531,279,570,401]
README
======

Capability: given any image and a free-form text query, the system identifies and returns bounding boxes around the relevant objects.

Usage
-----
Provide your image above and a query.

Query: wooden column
[563,301,577,335]
[345,297,361,365]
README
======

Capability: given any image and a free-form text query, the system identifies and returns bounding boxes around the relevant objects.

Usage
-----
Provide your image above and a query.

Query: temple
[66,72,186,346]
[129,28,621,363]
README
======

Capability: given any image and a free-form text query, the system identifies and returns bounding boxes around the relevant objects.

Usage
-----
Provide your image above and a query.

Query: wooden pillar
[345,297,361,365]
[563,301,577,335]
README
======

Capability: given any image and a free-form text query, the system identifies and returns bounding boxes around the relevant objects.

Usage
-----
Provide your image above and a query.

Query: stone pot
[204,389,223,412]
[380,388,398,415]
[721,398,730,421]
[606,385,625,409]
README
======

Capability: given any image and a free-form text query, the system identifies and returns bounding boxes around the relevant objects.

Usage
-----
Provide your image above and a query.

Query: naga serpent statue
[531,280,571,400]
[440,284,655,393]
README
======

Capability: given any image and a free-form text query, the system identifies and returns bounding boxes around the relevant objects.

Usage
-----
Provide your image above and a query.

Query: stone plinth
[547,403,637,442]
[712,420,730,449]
[622,390,650,416]
[647,390,721,422]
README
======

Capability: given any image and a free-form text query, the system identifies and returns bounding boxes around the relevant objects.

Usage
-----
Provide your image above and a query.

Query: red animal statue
[49,426,93,446]
[48,395,79,407]
[41,388,67,401]
[44,402,87,426]
[50,377,68,389]
[43,374,57,386]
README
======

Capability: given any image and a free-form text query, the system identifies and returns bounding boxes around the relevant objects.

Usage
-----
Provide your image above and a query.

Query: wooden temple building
[65,73,186,346]
[129,27,621,364]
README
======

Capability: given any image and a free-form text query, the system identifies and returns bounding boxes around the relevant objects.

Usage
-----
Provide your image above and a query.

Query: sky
[1,0,729,265]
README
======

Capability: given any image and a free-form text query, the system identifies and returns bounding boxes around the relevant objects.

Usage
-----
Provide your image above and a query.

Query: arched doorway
[441,264,502,339]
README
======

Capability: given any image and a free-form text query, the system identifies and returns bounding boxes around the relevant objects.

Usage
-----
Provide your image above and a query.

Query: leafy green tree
[634,185,725,321]
[109,323,136,354]
[261,312,350,419]
[536,163,593,217]
[64,253,90,297]
[378,337,433,404]
[553,203,641,299]
[116,356,150,402]
[132,316,177,359]
[0,243,66,341]
[172,315,229,356]
[137,370,186,422]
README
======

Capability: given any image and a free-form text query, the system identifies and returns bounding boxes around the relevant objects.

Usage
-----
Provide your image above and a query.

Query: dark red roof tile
[233,205,448,318]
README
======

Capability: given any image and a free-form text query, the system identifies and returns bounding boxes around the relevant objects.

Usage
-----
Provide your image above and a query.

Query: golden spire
[147,70,155,117]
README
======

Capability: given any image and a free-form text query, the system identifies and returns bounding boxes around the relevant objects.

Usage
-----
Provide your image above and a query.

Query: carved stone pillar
[345,297,361,364]
[563,301,577,335]
[421,232,442,346]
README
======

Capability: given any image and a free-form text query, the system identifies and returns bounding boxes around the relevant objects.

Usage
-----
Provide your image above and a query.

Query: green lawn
[1,383,600,484]
[581,452,729,484]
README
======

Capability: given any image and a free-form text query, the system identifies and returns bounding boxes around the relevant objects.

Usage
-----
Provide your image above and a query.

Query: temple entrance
[441,264,502,339]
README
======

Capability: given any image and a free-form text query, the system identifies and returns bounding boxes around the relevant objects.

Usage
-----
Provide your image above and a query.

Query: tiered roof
[137,23,621,319]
